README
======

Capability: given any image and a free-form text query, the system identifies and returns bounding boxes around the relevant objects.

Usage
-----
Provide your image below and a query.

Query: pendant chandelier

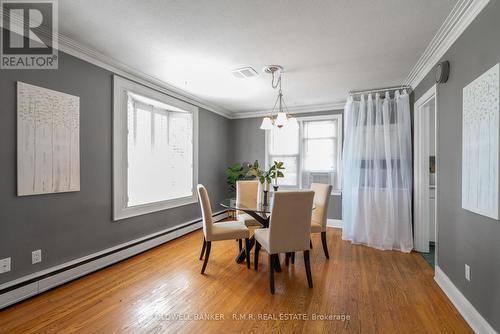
[260,65,298,130]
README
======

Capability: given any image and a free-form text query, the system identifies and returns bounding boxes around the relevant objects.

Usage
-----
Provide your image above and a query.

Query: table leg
[236,236,255,263]
[234,210,273,266]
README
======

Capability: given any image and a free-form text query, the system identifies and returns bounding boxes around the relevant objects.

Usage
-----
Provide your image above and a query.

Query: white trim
[404,0,490,88]
[113,76,199,220]
[56,35,233,119]
[2,12,232,119]
[434,266,497,334]
[4,1,489,119]
[327,219,342,229]
[413,85,437,253]
[0,210,228,309]
[231,102,346,119]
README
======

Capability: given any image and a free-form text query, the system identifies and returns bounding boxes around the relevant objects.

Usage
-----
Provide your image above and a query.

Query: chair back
[236,180,259,213]
[197,184,213,238]
[310,183,333,229]
[269,190,314,253]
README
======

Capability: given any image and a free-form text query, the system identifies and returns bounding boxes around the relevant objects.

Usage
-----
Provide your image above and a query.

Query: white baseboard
[327,219,343,229]
[434,266,497,334]
[0,210,227,309]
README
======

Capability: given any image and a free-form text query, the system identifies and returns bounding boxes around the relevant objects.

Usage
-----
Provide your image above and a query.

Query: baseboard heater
[0,210,228,309]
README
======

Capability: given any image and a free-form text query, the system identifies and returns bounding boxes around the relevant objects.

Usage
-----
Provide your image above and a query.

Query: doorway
[414,85,437,268]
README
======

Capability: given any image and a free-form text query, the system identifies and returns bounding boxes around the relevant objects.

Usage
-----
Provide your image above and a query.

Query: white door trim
[414,85,438,256]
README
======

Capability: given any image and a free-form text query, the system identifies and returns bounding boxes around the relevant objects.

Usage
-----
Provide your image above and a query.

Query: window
[265,115,342,193]
[113,76,198,220]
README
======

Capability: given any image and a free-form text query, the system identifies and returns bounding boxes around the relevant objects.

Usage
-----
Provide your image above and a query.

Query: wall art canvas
[17,82,80,196]
[462,63,499,219]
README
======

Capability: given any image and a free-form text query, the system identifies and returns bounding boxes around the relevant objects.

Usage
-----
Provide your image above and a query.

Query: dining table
[220,197,315,272]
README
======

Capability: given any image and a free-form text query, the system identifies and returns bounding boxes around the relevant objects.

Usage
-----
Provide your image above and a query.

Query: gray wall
[231,110,343,220]
[0,51,232,284]
[413,0,500,330]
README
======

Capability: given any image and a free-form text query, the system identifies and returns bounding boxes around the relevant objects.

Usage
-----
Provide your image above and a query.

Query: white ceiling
[59,0,457,115]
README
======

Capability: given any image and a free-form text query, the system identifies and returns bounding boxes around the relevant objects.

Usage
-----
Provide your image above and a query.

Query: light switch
[32,250,42,264]
[0,258,11,273]
[465,264,471,281]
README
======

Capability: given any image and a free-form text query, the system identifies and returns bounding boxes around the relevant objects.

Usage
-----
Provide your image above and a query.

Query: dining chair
[236,180,262,228]
[310,183,333,259]
[254,190,314,294]
[197,185,251,274]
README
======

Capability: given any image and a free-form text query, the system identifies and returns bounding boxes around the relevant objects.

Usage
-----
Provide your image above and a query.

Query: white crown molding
[57,36,234,119]
[231,101,346,119]
[3,12,232,118]
[434,266,497,334]
[4,0,489,118]
[1,11,230,119]
[404,0,490,89]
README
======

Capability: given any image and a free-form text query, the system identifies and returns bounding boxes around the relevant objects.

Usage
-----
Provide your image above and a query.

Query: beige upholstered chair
[197,185,251,274]
[310,183,333,259]
[254,190,314,294]
[236,180,261,227]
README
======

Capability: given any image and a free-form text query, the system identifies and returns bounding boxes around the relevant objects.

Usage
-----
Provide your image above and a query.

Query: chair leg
[254,241,261,270]
[303,250,313,288]
[321,231,330,259]
[310,239,313,249]
[201,241,211,274]
[269,254,275,294]
[291,252,295,264]
[199,238,206,260]
[285,252,290,266]
[238,239,242,252]
[245,238,251,269]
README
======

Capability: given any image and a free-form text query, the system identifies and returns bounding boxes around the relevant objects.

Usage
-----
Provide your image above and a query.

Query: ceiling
[59,0,457,115]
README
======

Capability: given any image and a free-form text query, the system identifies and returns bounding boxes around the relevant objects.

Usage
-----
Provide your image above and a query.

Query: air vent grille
[231,67,258,78]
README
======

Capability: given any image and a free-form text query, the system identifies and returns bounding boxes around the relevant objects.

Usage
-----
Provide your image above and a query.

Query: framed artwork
[17,82,80,196]
[462,64,499,219]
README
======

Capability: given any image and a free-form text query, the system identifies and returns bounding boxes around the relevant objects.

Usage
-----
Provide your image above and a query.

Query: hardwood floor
[0,228,471,333]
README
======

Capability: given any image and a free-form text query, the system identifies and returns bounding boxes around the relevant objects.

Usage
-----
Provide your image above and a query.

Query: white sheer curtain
[342,91,413,252]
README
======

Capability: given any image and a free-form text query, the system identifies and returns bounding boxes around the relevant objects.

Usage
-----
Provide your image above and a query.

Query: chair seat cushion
[207,221,249,241]
[311,222,326,233]
[237,213,262,227]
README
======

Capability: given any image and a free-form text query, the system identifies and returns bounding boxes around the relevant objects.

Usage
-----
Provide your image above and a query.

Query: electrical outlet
[465,264,471,281]
[32,250,42,264]
[0,258,11,273]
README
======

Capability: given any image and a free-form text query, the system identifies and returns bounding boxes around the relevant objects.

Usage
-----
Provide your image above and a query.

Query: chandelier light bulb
[260,117,274,130]
[275,112,288,127]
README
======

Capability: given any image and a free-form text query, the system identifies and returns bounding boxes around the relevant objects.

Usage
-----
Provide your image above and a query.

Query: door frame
[413,84,438,262]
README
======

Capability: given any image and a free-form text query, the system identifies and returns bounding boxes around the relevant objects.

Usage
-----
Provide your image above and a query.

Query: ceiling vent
[231,67,258,79]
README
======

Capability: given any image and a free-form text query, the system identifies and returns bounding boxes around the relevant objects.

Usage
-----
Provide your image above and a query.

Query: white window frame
[265,114,342,195]
[113,75,199,220]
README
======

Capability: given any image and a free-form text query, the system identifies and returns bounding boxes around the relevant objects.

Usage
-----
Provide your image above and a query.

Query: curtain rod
[349,85,412,96]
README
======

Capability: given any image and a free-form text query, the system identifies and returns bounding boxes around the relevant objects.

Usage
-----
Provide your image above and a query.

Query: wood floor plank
[0,228,472,333]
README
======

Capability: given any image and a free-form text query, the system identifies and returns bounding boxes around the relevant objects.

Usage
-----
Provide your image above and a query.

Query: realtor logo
[1,0,58,69]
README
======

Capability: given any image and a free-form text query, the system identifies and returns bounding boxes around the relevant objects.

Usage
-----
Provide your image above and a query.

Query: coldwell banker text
[1,0,58,69]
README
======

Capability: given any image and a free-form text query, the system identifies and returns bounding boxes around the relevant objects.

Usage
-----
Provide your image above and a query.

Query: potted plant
[269,161,285,191]
[225,162,247,193]
[247,160,285,205]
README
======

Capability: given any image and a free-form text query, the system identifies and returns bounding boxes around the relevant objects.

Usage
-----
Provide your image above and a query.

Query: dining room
[1,1,500,333]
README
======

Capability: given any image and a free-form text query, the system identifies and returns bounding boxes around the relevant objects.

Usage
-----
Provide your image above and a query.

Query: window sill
[114,195,198,221]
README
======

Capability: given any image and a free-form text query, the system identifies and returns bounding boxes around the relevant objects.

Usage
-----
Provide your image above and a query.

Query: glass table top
[220,198,315,214]
[220,198,272,214]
